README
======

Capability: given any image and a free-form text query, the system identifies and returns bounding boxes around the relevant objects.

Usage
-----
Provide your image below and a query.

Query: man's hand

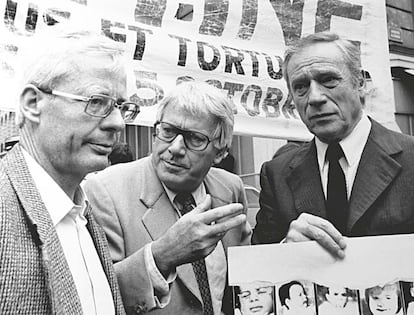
[151,195,246,276]
[285,213,347,259]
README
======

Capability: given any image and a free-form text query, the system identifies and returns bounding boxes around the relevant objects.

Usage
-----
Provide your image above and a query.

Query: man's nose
[102,107,125,132]
[307,80,326,107]
[168,134,186,154]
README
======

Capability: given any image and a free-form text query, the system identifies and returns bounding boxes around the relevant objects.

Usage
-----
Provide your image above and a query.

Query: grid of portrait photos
[232,280,414,315]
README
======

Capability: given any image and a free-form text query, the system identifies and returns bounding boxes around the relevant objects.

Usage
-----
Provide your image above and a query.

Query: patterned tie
[326,143,348,234]
[175,193,214,315]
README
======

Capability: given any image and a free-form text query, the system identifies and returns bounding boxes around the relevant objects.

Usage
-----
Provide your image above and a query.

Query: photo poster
[0,0,394,140]
[228,234,414,315]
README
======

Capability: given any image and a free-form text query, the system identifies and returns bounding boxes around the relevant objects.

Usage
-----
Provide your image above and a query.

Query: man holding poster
[252,32,414,258]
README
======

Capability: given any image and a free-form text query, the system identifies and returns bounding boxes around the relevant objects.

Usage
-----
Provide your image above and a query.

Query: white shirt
[147,183,227,315]
[315,113,371,199]
[22,149,115,315]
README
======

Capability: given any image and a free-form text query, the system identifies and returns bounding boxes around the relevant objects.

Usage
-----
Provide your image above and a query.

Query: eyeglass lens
[155,122,210,151]
[86,95,139,121]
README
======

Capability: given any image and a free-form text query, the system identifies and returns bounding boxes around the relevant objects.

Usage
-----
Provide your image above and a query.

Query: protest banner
[0,0,392,140]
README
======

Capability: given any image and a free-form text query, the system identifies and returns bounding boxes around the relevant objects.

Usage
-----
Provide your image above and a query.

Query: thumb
[192,194,211,214]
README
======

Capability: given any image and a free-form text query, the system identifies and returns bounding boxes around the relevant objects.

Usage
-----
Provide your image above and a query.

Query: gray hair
[16,24,125,126]
[156,80,235,151]
[282,32,363,90]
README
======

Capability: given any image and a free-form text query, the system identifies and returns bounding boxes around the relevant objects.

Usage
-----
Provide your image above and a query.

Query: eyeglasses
[154,121,217,152]
[37,87,140,122]
[238,286,273,300]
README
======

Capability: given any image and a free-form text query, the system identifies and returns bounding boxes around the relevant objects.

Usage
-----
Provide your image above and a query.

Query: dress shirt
[22,149,115,315]
[144,243,175,308]
[316,113,371,199]
[147,183,227,315]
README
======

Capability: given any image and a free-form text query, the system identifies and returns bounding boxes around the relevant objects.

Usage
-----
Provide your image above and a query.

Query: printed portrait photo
[315,284,360,315]
[233,281,276,315]
[275,280,316,315]
[361,282,404,315]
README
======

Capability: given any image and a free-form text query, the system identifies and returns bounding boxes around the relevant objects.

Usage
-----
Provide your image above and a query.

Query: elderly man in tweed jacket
[0,25,140,314]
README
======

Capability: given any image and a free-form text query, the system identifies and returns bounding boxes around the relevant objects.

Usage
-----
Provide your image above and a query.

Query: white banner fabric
[0,0,393,140]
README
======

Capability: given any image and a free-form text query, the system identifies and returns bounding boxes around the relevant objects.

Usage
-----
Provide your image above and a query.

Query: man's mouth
[249,305,263,313]
[310,112,335,120]
[89,142,114,154]
[163,159,188,169]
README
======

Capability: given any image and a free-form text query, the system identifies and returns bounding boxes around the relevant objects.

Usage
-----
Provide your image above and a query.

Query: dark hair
[279,281,307,309]
[108,142,133,165]
[214,152,235,173]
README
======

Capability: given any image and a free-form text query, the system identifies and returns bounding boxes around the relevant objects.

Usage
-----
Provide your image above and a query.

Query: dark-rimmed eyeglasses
[37,87,140,122]
[154,121,217,152]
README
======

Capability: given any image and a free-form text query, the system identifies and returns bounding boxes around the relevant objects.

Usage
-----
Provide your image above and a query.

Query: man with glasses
[0,26,139,314]
[84,80,251,315]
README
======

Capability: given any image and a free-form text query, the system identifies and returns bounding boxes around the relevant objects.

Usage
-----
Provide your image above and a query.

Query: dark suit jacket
[252,119,414,244]
[0,145,125,315]
[84,155,251,315]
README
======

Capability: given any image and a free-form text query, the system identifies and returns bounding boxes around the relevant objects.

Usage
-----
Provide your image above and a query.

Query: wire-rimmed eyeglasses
[37,87,140,122]
[154,121,217,152]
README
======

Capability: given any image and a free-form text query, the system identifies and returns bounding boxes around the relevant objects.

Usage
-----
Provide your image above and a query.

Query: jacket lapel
[204,172,242,256]
[3,146,83,315]
[286,141,327,219]
[348,120,402,231]
[139,158,202,303]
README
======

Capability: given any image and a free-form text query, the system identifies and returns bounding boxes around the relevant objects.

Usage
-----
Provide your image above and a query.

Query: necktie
[175,193,214,315]
[326,143,348,234]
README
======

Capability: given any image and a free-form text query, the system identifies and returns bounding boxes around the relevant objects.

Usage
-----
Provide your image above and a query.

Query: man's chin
[86,157,110,173]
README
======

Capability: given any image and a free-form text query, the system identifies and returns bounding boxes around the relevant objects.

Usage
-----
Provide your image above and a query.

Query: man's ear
[20,84,43,124]
[213,147,228,165]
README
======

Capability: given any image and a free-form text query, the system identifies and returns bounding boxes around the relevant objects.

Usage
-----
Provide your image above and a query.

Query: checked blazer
[0,145,125,315]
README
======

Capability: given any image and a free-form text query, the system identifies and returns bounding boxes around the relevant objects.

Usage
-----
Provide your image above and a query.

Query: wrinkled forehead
[76,53,125,77]
[161,102,214,125]
[288,43,346,73]
[62,54,126,92]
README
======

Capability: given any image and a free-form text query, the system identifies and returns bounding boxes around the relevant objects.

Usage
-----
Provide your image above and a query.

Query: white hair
[15,23,125,126]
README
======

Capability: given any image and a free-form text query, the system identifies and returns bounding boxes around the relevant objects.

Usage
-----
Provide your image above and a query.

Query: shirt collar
[21,148,88,226]
[315,113,371,169]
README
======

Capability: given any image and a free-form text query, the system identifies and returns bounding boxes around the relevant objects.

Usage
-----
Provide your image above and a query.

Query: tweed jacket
[252,119,414,244]
[0,145,125,315]
[83,155,251,315]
